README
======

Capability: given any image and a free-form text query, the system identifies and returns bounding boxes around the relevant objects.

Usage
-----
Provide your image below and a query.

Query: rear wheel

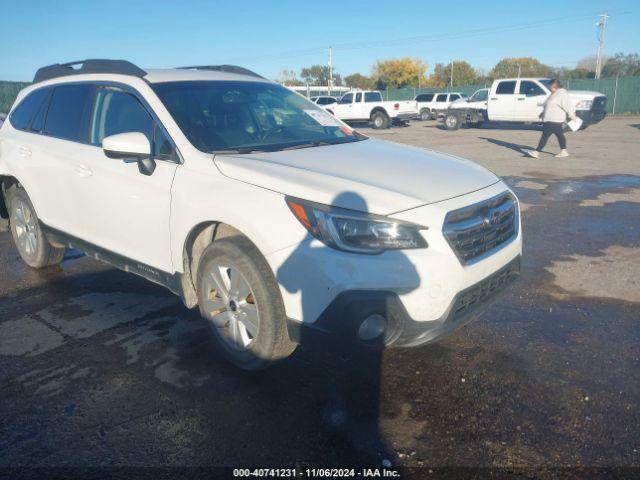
[196,236,296,370]
[7,186,65,268]
[444,113,461,130]
[419,108,431,121]
[371,111,390,129]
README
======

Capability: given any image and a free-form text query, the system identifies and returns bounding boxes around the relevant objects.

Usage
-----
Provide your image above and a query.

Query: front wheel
[444,113,461,130]
[371,111,390,129]
[7,186,65,268]
[196,236,297,370]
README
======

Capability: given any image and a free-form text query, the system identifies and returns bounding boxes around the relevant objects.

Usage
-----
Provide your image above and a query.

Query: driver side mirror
[102,132,156,176]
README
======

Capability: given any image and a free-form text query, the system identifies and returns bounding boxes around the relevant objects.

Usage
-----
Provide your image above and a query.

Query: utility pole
[328,47,333,95]
[450,60,454,88]
[595,12,608,79]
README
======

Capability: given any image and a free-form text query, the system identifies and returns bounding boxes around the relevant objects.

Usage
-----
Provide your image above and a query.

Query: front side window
[519,80,545,96]
[9,88,50,131]
[45,84,95,142]
[152,81,363,153]
[416,94,434,102]
[365,92,382,102]
[470,89,488,102]
[436,94,448,102]
[90,87,153,145]
[449,94,461,101]
[496,81,516,95]
[339,93,353,104]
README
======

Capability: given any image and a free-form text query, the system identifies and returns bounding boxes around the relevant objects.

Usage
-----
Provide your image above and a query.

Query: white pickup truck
[324,90,418,129]
[442,78,607,130]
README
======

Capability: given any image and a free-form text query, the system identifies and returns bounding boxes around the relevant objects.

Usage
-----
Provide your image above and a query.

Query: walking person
[526,79,577,158]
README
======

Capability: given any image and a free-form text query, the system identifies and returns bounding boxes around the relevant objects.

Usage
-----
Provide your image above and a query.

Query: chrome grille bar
[443,192,518,264]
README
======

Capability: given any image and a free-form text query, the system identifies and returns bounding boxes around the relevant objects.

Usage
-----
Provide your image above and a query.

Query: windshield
[152,81,364,153]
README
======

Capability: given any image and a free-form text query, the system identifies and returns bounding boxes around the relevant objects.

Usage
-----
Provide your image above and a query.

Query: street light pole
[595,12,608,79]
[328,46,333,95]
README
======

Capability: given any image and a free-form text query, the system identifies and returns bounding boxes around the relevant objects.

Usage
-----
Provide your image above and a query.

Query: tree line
[277,52,640,90]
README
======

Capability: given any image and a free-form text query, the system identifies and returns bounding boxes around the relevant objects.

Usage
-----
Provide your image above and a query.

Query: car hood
[213,139,499,215]
[568,90,605,99]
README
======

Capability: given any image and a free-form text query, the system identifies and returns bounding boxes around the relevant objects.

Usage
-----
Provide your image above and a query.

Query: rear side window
[90,87,153,145]
[9,88,50,131]
[365,92,382,102]
[355,92,362,102]
[45,84,95,142]
[436,94,448,102]
[496,81,516,95]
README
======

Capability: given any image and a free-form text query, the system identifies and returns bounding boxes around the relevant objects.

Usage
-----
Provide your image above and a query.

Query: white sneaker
[524,150,539,158]
[555,149,570,158]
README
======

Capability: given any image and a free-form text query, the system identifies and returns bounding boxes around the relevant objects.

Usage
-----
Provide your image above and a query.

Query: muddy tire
[196,235,297,370]
[371,111,390,129]
[6,185,65,269]
[444,113,461,130]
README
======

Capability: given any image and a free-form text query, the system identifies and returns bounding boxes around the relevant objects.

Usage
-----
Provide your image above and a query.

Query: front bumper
[577,98,607,126]
[289,256,520,347]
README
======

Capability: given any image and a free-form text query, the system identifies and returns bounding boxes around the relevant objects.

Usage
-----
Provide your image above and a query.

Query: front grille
[443,191,518,264]
[452,256,520,320]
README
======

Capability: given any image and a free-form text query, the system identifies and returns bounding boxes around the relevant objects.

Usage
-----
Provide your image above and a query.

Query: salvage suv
[0,60,522,370]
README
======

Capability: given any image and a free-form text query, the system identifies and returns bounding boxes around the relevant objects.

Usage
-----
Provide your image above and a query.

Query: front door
[514,80,547,121]
[74,85,177,272]
[488,80,517,120]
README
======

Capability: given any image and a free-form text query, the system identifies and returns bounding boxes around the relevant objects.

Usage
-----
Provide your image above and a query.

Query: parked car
[446,88,489,128]
[442,78,606,130]
[0,60,522,370]
[310,95,338,106]
[416,92,466,120]
[324,90,418,129]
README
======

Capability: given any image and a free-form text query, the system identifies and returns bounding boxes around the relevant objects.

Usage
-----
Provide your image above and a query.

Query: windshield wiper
[279,140,339,151]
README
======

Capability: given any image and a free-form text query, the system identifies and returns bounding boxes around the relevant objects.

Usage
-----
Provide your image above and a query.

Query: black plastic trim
[177,65,265,79]
[41,224,182,296]
[34,60,147,84]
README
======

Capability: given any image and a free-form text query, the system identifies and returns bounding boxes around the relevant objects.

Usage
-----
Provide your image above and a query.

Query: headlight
[575,99,593,110]
[286,197,428,254]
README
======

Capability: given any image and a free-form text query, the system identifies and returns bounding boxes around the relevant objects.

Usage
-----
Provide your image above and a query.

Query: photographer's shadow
[277,192,420,466]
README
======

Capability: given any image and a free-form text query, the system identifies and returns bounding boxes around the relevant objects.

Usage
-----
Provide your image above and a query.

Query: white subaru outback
[0,60,522,370]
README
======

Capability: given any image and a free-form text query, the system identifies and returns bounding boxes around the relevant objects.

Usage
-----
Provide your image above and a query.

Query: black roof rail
[33,59,147,83]
[177,65,265,79]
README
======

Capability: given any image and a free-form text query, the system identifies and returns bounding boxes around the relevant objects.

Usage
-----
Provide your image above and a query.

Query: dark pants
[537,121,566,151]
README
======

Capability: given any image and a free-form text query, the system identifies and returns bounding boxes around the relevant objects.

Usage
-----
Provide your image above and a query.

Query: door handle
[517,98,526,101]
[19,147,32,157]
[75,164,93,178]
[490,97,498,100]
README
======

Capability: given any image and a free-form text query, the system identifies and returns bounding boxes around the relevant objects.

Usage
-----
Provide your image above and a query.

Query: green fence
[385,77,640,115]
[2,77,639,115]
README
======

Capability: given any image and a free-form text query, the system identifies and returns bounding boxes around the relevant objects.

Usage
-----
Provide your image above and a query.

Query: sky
[0,0,638,82]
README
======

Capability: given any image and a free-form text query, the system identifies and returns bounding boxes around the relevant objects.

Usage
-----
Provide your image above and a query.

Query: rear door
[488,80,517,120]
[17,84,96,237]
[73,85,178,272]
[515,80,547,121]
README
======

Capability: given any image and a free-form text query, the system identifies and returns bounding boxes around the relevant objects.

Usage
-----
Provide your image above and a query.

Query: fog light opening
[358,314,387,342]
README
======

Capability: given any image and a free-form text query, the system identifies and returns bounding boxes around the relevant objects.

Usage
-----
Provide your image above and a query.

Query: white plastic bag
[567,118,583,132]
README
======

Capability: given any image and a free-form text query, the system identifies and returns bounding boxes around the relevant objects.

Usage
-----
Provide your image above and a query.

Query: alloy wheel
[202,262,259,351]
[13,200,38,258]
